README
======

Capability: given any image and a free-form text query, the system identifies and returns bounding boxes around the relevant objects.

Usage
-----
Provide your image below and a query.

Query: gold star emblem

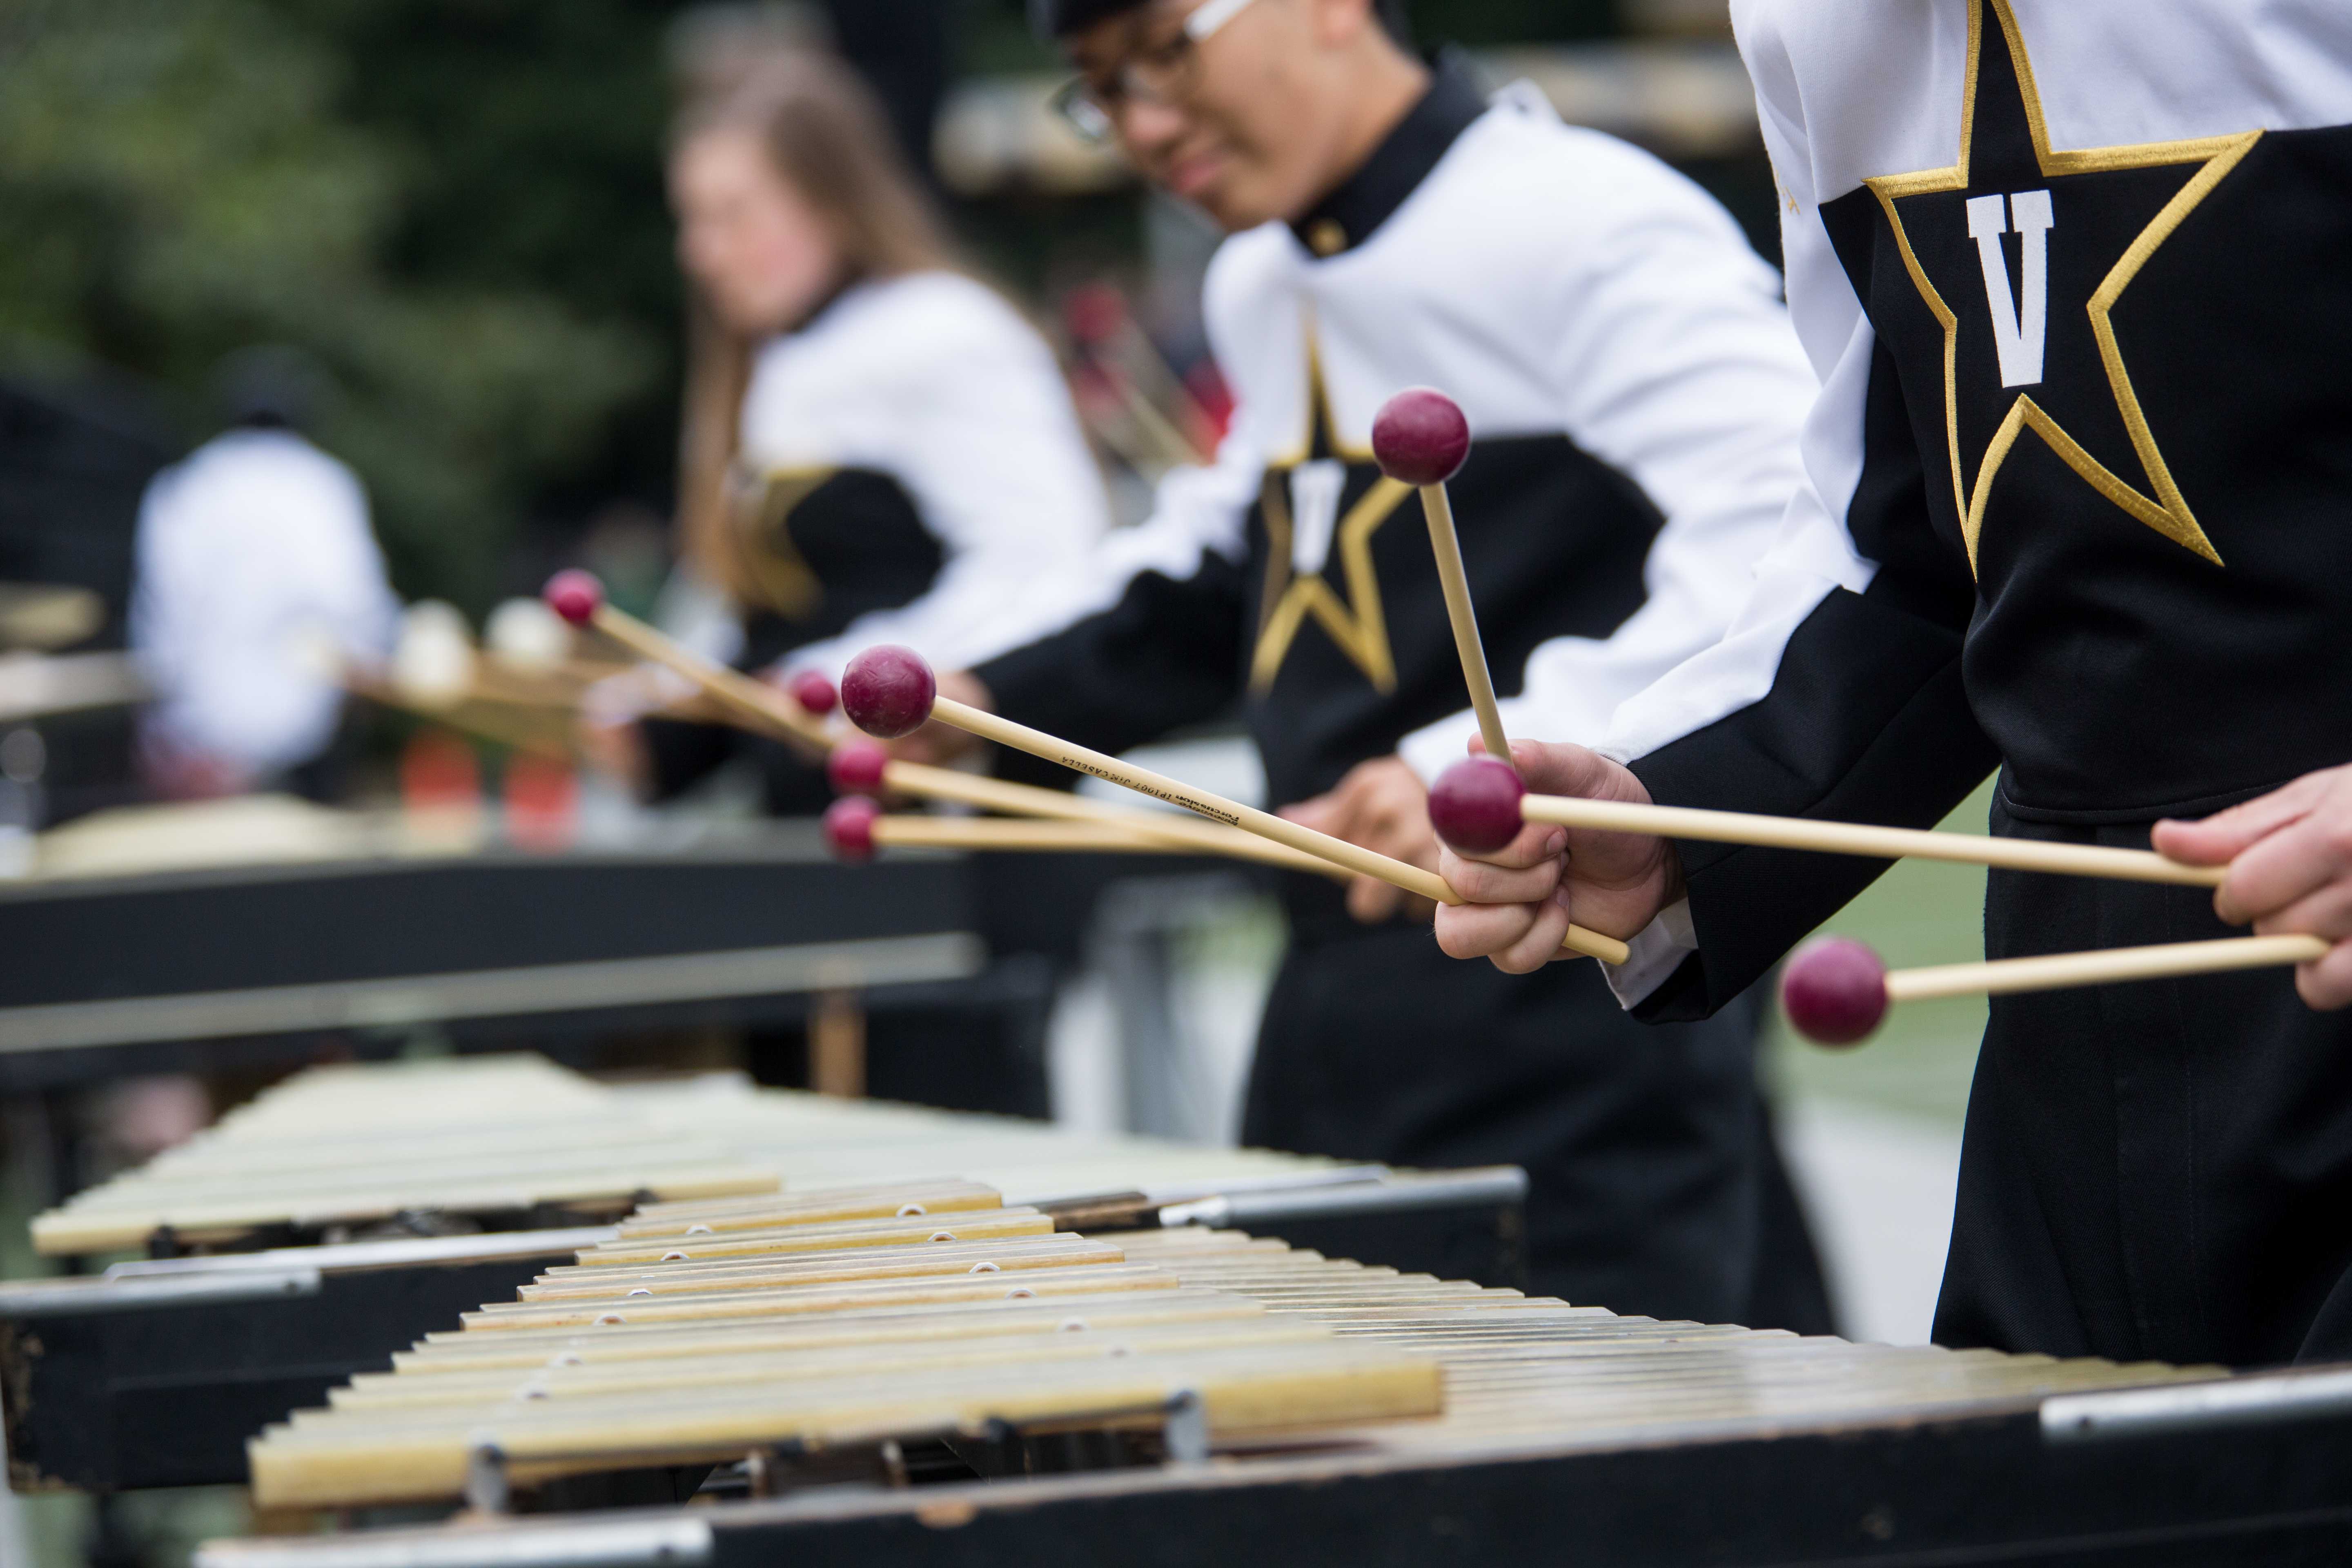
[1866,0,2259,572]
[1250,330,1412,693]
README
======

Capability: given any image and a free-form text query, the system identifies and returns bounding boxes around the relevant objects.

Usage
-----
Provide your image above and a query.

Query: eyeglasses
[1050,0,1260,146]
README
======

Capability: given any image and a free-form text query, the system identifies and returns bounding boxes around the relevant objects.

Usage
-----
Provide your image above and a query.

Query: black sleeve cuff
[1625,588,1999,1018]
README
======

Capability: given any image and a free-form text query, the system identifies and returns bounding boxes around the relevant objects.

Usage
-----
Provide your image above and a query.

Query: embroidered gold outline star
[1865,0,2260,572]
[1249,328,1412,693]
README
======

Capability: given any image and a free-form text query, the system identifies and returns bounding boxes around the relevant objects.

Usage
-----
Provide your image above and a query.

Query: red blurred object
[1427,757,1526,854]
[787,668,839,717]
[503,753,579,851]
[543,569,604,626]
[1780,937,1890,1047]
[823,795,882,862]
[1185,362,1234,445]
[399,728,481,814]
[840,645,937,740]
[1062,282,1129,348]
[1371,388,1471,487]
[827,738,890,797]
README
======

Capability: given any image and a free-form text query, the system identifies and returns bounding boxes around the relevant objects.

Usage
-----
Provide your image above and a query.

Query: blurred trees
[0,0,1627,609]
[0,0,678,609]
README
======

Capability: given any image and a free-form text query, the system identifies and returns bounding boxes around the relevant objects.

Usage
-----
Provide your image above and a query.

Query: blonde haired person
[638,50,1109,812]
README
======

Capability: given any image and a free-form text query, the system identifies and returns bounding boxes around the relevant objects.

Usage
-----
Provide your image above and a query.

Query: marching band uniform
[646,270,1109,813]
[977,63,1831,1321]
[1602,0,2352,1364]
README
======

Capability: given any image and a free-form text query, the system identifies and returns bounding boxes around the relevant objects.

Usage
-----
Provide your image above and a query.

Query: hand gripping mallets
[837,644,1632,965]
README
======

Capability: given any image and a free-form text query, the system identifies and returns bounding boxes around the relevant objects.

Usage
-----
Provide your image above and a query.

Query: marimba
[194,1180,2352,1568]
[2,1056,1523,1492]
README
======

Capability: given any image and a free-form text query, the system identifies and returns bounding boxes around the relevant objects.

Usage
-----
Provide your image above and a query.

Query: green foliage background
[0,0,682,612]
[0,0,1624,615]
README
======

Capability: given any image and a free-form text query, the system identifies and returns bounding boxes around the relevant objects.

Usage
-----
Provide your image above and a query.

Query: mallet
[1425,757,2225,888]
[543,571,832,747]
[826,739,1348,881]
[532,577,1341,884]
[839,644,1632,965]
[1780,932,2332,1046]
[1371,388,1509,767]
[822,797,1328,863]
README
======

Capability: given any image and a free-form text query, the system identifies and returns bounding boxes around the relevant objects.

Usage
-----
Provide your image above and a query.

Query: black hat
[1030,0,1144,37]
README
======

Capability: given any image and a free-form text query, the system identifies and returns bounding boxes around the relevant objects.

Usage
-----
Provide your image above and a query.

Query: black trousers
[1934,798,2352,1368]
[1243,922,1832,1330]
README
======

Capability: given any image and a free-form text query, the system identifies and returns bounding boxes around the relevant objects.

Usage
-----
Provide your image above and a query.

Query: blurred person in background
[130,347,400,802]
[891,0,1831,1324]
[604,49,1111,815]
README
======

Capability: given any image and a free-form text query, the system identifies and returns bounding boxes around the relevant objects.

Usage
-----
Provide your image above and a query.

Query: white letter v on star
[1965,189,2054,388]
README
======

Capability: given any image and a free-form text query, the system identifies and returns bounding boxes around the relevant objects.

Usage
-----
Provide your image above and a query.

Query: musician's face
[1067,0,1384,232]
[670,129,841,336]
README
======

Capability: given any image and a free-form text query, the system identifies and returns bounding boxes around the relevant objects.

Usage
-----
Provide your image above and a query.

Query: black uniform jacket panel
[738,468,944,668]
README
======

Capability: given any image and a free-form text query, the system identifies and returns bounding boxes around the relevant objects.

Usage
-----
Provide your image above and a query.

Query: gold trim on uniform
[1249,330,1411,693]
[1863,0,2258,573]
[728,463,834,619]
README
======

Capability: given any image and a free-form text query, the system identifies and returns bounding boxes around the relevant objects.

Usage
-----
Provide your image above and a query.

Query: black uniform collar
[1288,58,1488,259]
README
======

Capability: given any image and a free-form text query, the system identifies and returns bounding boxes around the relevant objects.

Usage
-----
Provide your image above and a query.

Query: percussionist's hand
[1281,755,1439,924]
[2152,762,2352,1009]
[882,669,991,766]
[1434,740,1681,973]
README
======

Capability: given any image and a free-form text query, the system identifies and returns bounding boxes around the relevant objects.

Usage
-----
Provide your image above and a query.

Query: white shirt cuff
[1601,897,1698,1010]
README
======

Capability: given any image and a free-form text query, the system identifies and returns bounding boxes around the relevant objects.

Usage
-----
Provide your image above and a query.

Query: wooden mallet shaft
[1373,390,1510,766]
[869,816,1293,856]
[1886,933,2330,1003]
[1783,930,2331,1046]
[1519,794,2224,888]
[879,760,1349,882]
[584,603,830,748]
[923,690,1630,965]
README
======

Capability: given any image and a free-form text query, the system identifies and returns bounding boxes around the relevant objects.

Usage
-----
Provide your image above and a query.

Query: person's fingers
[2252,875,2352,944]
[1506,739,1644,805]
[1347,873,1403,924]
[2153,773,2328,864]
[1450,818,1567,873]
[1434,898,1542,962]
[1490,890,1573,974]
[2296,939,2352,1011]
[1438,840,1563,903]
[2214,813,2352,925]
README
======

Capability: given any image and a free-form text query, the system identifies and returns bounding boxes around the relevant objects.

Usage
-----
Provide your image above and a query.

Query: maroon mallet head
[787,668,838,717]
[840,645,937,740]
[543,569,604,626]
[1780,936,1890,1047]
[1427,757,1527,855]
[826,737,890,797]
[1371,388,1471,488]
[822,795,882,862]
